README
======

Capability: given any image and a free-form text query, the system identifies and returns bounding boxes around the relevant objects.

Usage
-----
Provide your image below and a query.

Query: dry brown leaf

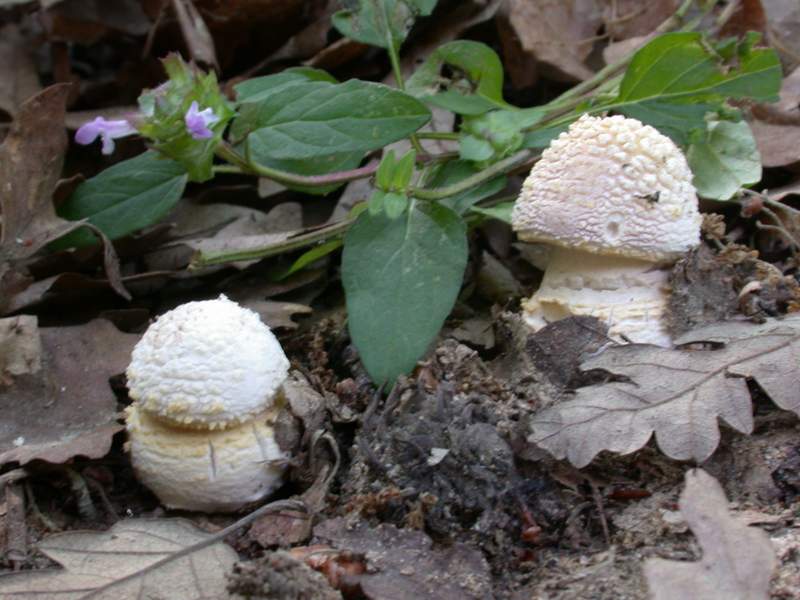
[0,318,138,467]
[0,25,42,118]
[764,0,800,70]
[529,315,800,467]
[0,84,80,263]
[171,0,219,70]
[0,518,238,599]
[314,518,493,600]
[498,0,601,83]
[644,469,776,600]
[750,66,800,167]
[602,0,680,40]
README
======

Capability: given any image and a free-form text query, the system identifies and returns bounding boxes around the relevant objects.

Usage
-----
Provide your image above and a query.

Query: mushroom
[511,114,702,346]
[125,295,290,512]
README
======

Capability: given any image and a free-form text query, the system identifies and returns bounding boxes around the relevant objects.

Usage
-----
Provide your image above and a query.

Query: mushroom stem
[522,247,673,346]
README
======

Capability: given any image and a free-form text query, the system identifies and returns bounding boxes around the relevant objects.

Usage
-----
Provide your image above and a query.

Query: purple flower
[75,117,137,155]
[184,101,220,140]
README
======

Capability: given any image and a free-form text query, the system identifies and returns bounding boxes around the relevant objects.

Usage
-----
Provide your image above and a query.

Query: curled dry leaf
[644,469,776,600]
[0,318,139,467]
[0,519,238,599]
[529,315,800,467]
[0,24,41,117]
[498,0,601,84]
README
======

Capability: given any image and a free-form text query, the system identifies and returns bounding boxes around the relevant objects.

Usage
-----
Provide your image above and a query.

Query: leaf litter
[530,314,800,467]
[644,469,776,600]
[3,2,800,599]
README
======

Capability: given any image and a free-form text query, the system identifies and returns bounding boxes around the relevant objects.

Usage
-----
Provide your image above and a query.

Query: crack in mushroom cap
[512,114,702,261]
[126,295,289,429]
[125,404,287,512]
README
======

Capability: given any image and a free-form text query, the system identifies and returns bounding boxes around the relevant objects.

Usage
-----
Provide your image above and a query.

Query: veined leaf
[342,201,468,384]
[238,79,430,161]
[332,0,437,49]
[687,119,761,200]
[529,315,800,467]
[52,152,187,249]
[470,202,514,224]
[615,32,781,105]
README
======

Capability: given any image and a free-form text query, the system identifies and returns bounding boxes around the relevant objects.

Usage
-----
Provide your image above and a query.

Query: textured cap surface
[126,295,289,429]
[512,114,701,261]
[126,404,287,512]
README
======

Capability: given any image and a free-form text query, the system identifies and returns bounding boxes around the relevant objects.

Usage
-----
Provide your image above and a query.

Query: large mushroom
[125,295,290,512]
[511,114,702,346]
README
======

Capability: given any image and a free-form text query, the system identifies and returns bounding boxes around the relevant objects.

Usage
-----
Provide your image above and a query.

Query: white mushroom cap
[125,404,287,512]
[512,114,702,262]
[126,295,289,429]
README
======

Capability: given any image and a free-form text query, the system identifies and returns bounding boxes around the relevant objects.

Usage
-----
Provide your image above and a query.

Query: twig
[24,481,60,532]
[66,467,98,521]
[84,498,307,598]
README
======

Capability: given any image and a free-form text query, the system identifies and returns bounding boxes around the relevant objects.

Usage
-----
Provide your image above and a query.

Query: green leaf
[460,108,543,165]
[280,239,343,279]
[383,192,408,218]
[239,79,430,161]
[52,152,188,249]
[425,160,506,214]
[470,202,514,224]
[406,40,507,115]
[686,119,761,200]
[616,101,715,146]
[342,201,468,384]
[610,32,781,111]
[375,149,416,192]
[332,0,437,49]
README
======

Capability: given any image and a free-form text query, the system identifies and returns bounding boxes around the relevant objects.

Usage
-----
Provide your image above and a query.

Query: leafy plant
[56,1,783,385]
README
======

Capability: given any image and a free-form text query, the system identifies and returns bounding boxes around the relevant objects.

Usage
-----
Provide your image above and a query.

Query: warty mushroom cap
[125,404,287,512]
[512,114,702,262]
[126,295,289,429]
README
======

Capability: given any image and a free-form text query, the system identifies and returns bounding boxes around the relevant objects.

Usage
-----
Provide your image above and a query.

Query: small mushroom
[125,295,290,512]
[512,114,702,346]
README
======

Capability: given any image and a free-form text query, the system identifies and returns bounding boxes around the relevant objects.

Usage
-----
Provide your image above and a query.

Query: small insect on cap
[512,114,702,262]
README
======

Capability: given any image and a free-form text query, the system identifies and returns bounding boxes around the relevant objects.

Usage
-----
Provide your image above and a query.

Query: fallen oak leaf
[0,499,306,599]
[0,519,237,599]
[644,469,776,600]
[529,315,800,467]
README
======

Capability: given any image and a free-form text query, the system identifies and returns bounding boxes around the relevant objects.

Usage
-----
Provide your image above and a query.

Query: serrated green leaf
[332,0,437,49]
[52,152,187,249]
[686,120,761,200]
[342,201,467,384]
[240,79,430,161]
[612,32,781,108]
[406,40,507,115]
[617,101,715,145]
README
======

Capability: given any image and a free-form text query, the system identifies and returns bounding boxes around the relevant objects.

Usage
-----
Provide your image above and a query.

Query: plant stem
[215,143,379,187]
[191,218,354,268]
[379,1,425,155]
[410,149,535,200]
